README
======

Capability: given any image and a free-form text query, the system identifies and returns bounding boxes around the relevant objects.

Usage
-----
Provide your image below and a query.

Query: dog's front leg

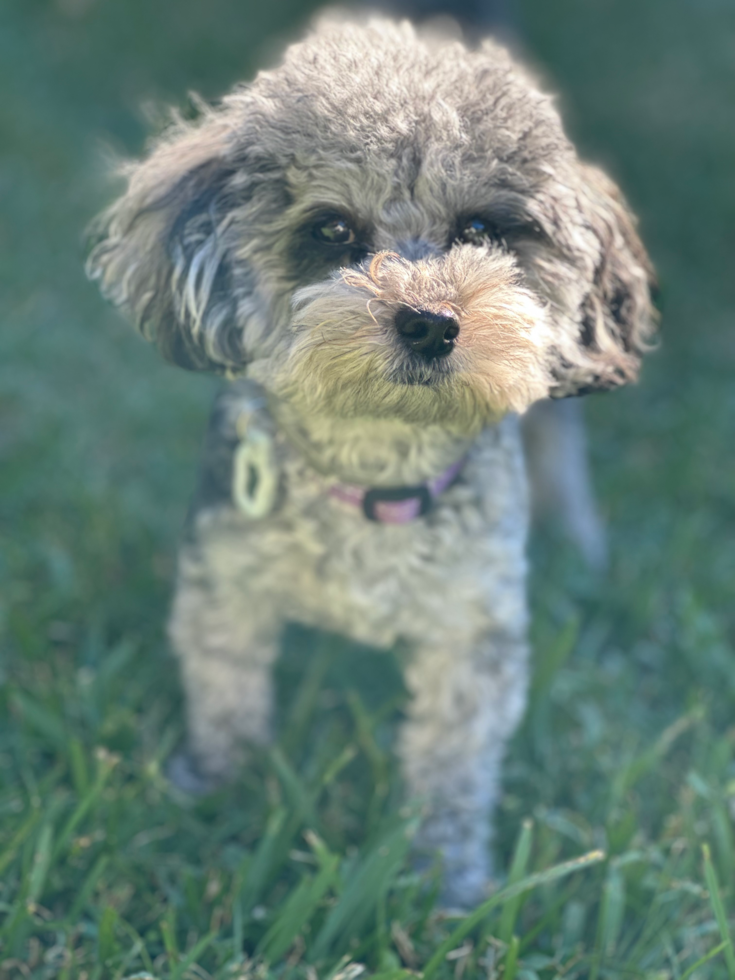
[398,633,529,908]
[167,562,281,793]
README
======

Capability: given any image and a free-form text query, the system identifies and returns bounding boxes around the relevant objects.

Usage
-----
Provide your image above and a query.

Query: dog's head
[88,15,656,435]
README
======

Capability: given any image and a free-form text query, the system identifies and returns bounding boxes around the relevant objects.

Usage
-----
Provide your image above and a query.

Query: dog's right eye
[313,217,356,245]
[456,217,503,248]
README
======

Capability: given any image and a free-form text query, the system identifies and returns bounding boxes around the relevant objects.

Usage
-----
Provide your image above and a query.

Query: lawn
[0,0,733,976]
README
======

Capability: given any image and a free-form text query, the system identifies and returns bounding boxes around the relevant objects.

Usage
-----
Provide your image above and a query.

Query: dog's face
[88,16,655,436]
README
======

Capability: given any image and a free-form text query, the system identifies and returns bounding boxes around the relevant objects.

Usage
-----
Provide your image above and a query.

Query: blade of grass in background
[703,844,735,980]
[497,818,534,945]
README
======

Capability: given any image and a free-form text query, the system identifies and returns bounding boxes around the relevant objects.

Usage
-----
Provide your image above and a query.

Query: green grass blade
[529,615,579,708]
[347,690,391,831]
[1,903,30,958]
[53,754,117,860]
[319,742,358,789]
[270,746,320,830]
[160,908,179,964]
[612,711,699,806]
[11,690,67,745]
[238,806,288,916]
[281,634,340,756]
[680,940,730,980]
[712,801,735,892]
[498,818,534,945]
[519,881,579,953]
[0,809,41,878]
[232,882,245,961]
[171,930,217,980]
[259,874,314,961]
[97,905,119,966]
[703,843,735,980]
[504,934,520,980]
[259,853,340,963]
[67,736,90,796]
[117,916,156,974]
[368,971,416,980]
[422,849,605,980]
[27,823,54,905]
[595,862,625,959]
[309,813,419,963]
[304,828,338,870]
[66,854,110,925]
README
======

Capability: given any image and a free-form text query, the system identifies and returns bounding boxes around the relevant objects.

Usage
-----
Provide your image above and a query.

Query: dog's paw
[166,750,224,797]
[439,867,493,912]
[413,851,492,912]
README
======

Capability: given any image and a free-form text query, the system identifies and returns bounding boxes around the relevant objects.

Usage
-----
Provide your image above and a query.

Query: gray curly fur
[87,11,655,907]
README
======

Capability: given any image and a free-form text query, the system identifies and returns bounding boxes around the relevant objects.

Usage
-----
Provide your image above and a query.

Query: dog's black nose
[395,307,460,360]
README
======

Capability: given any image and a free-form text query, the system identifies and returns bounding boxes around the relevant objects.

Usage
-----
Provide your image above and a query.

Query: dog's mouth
[390,368,436,387]
[388,356,454,388]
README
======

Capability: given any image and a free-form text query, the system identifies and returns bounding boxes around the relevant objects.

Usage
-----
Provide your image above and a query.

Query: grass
[0,0,734,976]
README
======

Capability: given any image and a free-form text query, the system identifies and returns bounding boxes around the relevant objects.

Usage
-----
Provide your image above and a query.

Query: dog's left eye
[457,218,502,247]
[313,217,356,245]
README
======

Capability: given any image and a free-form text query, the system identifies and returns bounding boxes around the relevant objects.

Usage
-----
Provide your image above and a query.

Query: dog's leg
[522,399,607,569]
[167,559,280,793]
[398,632,529,908]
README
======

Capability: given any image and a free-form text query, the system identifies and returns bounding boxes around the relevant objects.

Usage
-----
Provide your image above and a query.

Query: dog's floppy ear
[87,115,248,372]
[550,164,657,397]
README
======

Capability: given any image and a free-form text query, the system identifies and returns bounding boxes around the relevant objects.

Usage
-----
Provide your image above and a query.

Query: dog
[87,13,655,907]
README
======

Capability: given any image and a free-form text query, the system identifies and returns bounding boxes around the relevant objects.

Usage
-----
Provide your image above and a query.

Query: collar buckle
[362,485,432,522]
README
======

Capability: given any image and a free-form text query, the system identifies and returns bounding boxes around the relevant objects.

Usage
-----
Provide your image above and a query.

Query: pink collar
[328,456,466,524]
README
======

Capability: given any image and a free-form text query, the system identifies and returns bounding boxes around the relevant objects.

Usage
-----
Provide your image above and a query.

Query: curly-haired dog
[88,14,655,907]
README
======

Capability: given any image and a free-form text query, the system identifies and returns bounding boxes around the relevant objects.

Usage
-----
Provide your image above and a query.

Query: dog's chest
[193,419,529,648]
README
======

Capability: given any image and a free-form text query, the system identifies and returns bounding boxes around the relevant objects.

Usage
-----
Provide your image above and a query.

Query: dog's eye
[457,217,502,247]
[313,217,356,246]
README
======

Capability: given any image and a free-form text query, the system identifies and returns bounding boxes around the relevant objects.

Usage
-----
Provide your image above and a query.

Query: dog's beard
[276,250,554,432]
